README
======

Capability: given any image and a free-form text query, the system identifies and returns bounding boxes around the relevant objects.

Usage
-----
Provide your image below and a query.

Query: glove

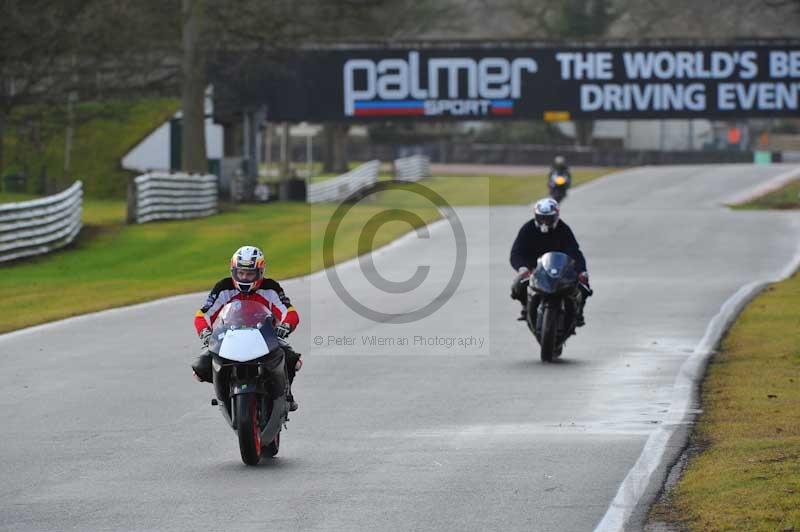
[199,328,212,348]
[517,268,531,287]
[275,323,292,339]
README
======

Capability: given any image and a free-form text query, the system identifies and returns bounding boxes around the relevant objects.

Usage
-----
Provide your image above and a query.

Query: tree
[322,123,350,174]
[318,0,463,173]
[181,0,208,173]
[0,0,92,179]
[499,0,799,146]
[606,0,800,37]
[0,0,180,181]
[505,0,617,146]
[178,0,462,178]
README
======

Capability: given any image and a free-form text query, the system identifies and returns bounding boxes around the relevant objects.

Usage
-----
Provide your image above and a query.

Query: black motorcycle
[548,172,571,203]
[526,251,580,362]
[207,300,289,465]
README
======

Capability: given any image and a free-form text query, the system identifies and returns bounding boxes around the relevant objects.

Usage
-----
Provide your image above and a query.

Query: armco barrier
[0,181,83,263]
[306,160,380,203]
[132,172,218,224]
[394,155,431,182]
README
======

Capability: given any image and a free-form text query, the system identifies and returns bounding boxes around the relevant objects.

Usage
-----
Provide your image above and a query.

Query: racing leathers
[192,278,302,390]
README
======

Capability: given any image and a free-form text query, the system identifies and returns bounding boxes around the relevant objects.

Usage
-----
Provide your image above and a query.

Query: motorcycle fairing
[219,329,269,362]
[532,252,577,294]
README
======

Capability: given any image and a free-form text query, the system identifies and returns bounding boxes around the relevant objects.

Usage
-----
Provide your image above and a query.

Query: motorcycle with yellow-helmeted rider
[548,155,572,203]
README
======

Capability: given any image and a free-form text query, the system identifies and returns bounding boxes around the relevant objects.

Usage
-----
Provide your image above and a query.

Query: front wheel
[540,305,558,363]
[236,394,262,466]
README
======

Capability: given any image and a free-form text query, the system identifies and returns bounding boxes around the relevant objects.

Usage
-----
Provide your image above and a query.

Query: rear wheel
[236,394,262,466]
[540,305,558,363]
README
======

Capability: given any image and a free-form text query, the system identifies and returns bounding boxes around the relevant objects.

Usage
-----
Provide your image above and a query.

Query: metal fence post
[126,175,138,224]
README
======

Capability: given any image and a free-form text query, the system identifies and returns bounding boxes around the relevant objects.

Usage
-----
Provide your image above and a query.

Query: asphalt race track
[2,164,799,532]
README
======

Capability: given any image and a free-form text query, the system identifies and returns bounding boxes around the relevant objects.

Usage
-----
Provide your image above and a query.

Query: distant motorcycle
[527,251,580,362]
[207,299,289,465]
[548,172,571,203]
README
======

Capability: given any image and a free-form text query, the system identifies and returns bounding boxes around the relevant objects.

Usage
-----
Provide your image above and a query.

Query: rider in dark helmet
[550,155,570,178]
[191,245,302,411]
[510,198,591,325]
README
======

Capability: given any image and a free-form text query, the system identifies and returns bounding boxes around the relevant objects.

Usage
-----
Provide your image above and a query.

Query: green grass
[733,179,800,210]
[3,98,178,198]
[0,194,128,224]
[308,172,395,184]
[304,169,614,210]
[81,198,129,225]
[650,273,800,531]
[0,192,39,203]
[0,168,616,333]
[261,161,394,184]
[0,190,438,333]
[269,168,614,204]
[418,169,615,206]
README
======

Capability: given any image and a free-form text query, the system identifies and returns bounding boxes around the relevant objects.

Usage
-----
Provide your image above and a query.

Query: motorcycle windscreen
[532,251,577,294]
[217,300,271,328]
[209,300,280,356]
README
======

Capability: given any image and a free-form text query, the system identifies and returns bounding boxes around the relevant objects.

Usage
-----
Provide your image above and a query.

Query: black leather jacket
[510,219,587,273]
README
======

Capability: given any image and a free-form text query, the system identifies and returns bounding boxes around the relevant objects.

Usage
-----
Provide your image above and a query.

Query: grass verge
[0,168,616,333]
[650,272,800,531]
[0,190,438,333]
[733,179,800,210]
[0,192,39,203]
[420,169,614,206]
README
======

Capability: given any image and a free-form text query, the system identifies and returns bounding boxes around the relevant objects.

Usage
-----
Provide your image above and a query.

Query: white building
[121,96,224,173]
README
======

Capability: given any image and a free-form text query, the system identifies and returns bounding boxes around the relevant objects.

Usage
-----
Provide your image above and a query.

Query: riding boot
[283,346,301,412]
[575,285,591,327]
[511,274,530,322]
[191,352,212,383]
[575,298,586,327]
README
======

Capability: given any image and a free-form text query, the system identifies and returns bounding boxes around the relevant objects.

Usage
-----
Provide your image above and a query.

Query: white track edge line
[593,240,800,532]
[722,165,800,206]
[3,166,638,341]
[0,215,451,342]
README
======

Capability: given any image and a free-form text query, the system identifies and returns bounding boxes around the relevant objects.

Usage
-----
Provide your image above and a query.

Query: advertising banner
[213,42,800,121]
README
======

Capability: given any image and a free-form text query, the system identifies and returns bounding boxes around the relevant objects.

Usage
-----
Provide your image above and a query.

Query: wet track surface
[1,164,799,531]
